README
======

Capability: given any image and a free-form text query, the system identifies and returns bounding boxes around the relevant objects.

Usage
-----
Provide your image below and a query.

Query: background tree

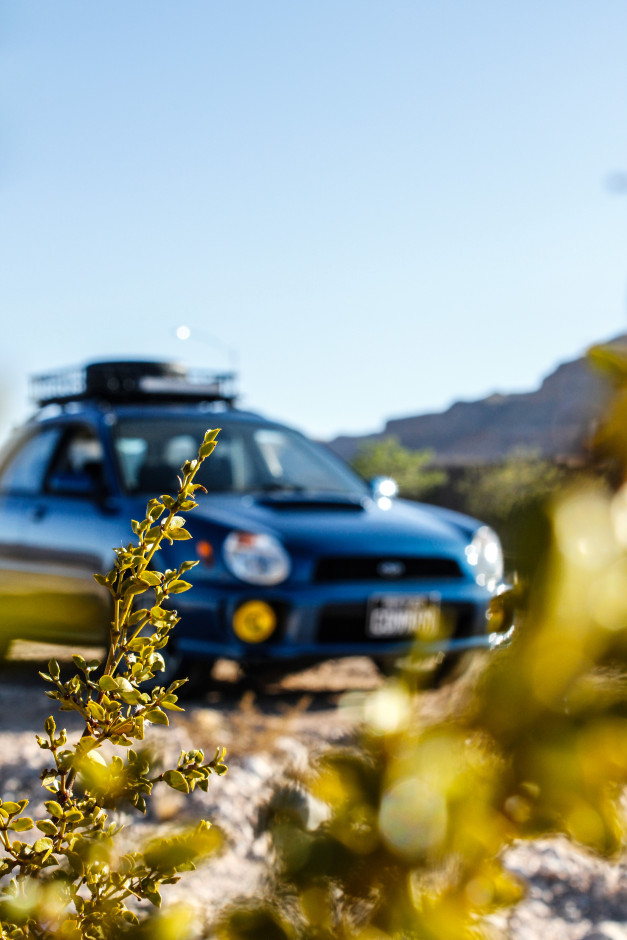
[350,437,447,501]
[454,449,578,576]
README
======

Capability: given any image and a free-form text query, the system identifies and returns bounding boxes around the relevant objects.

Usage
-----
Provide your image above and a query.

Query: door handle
[31,505,47,522]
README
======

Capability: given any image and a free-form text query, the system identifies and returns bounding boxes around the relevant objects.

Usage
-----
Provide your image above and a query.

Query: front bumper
[173,578,514,664]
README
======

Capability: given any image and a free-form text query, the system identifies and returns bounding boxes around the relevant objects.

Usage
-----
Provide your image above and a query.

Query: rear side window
[0,427,63,495]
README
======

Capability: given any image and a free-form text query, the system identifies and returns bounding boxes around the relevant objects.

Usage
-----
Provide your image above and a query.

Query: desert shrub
[453,449,577,577]
[350,437,447,501]
[0,428,226,939]
[454,448,569,529]
[216,345,627,939]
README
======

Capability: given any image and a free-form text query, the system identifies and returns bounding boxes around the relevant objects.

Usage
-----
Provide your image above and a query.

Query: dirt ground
[1,642,627,939]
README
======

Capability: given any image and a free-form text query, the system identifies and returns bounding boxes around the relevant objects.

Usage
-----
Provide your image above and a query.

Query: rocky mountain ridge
[328,337,626,466]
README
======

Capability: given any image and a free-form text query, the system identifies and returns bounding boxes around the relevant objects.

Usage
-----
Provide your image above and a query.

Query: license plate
[366,594,441,639]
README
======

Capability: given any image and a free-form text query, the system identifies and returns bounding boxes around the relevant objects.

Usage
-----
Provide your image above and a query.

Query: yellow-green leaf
[163,770,190,793]
[145,709,169,726]
[169,528,192,541]
[168,580,192,594]
[99,676,119,692]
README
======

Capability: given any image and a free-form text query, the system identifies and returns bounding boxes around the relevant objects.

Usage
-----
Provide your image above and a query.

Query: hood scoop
[255,492,367,511]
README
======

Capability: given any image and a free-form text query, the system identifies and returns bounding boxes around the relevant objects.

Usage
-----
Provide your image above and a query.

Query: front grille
[317,602,475,644]
[314,556,463,583]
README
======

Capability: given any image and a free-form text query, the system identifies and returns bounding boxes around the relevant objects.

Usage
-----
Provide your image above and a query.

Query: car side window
[46,426,106,497]
[0,427,63,495]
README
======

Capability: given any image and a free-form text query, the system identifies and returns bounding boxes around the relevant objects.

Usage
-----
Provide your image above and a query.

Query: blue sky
[1,1,626,441]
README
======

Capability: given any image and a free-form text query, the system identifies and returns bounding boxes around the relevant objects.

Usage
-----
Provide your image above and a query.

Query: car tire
[144,647,215,700]
[0,636,11,663]
[242,663,290,691]
[431,650,480,685]
[372,651,471,688]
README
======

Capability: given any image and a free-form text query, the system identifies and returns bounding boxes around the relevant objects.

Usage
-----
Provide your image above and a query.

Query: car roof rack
[30,361,237,407]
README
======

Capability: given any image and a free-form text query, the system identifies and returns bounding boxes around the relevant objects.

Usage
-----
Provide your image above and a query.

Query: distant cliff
[328,339,622,466]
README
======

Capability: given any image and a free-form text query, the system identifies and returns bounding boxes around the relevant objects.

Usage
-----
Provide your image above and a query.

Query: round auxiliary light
[233,600,277,644]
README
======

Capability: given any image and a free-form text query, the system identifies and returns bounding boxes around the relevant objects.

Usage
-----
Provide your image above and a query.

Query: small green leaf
[199,441,217,458]
[144,709,169,726]
[141,571,162,586]
[36,820,58,836]
[64,809,83,823]
[1,802,21,816]
[99,675,119,692]
[169,528,192,541]
[129,608,150,626]
[33,837,54,854]
[87,701,106,721]
[122,579,150,597]
[163,770,190,793]
[168,580,192,594]
[10,817,34,831]
[44,801,64,818]
[145,885,162,907]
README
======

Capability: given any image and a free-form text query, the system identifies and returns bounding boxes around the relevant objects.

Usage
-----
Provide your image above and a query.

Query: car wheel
[372,656,399,678]
[241,662,289,691]
[372,652,465,687]
[431,650,480,685]
[145,647,215,699]
[0,636,11,663]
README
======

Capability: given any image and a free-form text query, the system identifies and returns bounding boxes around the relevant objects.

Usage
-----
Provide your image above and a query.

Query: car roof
[28,400,292,432]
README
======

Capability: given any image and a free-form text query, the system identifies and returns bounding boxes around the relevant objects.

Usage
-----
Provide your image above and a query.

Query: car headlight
[465,526,504,591]
[223,531,291,586]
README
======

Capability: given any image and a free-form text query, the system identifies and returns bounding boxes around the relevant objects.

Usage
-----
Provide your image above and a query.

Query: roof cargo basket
[30,361,237,407]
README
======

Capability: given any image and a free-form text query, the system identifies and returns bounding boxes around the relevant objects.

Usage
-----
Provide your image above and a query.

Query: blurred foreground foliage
[453,449,578,580]
[0,430,227,939]
[216,342,627,939]
[350,438,447,502]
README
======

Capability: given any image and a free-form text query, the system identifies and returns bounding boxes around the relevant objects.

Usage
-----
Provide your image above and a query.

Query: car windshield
[112,418,368,498]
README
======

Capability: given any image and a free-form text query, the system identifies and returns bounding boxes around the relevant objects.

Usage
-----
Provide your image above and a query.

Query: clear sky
[2,1,627,443]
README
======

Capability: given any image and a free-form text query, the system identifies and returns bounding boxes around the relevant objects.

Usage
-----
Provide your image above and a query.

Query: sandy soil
[1,643,627,939]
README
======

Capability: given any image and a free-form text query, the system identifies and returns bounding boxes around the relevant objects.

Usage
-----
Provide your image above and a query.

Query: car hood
[180,492,476,559]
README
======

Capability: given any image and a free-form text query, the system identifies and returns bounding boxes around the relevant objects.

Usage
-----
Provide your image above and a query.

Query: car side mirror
[371,476,399,500]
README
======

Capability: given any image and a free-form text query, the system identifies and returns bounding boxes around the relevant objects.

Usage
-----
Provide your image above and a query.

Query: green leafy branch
[0,428,226,939]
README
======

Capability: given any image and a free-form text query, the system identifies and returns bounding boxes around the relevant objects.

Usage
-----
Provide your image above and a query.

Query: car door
[4,422,126,647]
[0,425,65,646]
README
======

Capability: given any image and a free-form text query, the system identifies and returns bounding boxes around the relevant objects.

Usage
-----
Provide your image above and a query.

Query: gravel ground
[1,644,627,938]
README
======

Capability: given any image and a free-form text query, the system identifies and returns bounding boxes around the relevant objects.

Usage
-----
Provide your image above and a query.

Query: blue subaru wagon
[0,361,511,684]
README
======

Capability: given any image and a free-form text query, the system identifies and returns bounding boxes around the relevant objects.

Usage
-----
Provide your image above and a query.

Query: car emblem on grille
[377,560,406,578]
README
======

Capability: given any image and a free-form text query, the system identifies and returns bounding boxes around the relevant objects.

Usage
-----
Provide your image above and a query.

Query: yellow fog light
[233,601,277,643]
